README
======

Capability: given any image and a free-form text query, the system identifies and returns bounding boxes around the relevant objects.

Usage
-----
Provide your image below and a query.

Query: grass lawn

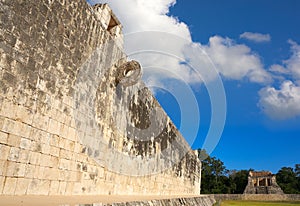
[219,200,300,206]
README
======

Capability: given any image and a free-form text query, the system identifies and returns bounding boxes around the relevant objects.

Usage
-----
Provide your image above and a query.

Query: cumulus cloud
[88,0,272,85]
[259,40,300,120]
[269,64,288,74]
[258,81,300,120]
[240,32,271,43]
[269,40,300,79]
[283,40,300,79]
[203,36,272,83]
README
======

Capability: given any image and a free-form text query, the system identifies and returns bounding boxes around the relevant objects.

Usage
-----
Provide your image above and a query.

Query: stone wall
[77,196,216,206]
[0,0,201,196]
[212,194,300,202]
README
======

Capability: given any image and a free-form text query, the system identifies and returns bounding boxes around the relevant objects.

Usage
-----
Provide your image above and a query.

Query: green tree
[276,166,299,194]
[295,164,300,177]
[295,164,300,192]
[229,169,249,194]
[198,149,231,194]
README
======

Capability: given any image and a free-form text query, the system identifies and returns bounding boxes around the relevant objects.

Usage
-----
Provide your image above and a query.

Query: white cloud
[270,41,300,79]
[240,32,271,43]
[258,81,300,120]
[259,40,300,120]
[284,40,300,79]
[269,64,288,74]
[88,0,272,85]
[203,36,272,83]
[269,40,300,79]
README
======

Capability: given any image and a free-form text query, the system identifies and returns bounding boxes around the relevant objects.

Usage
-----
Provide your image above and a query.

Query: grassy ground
[219,200,300,206]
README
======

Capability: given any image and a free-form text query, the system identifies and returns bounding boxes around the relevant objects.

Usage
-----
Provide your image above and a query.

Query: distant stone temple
[244,171,284,194]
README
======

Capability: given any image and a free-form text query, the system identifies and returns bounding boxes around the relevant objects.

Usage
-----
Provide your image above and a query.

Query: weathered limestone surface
[0,0,202,197]
[0,195,217,206]
[80,196,216,206]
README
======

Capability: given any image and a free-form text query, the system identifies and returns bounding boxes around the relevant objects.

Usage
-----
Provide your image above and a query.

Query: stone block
[0,99,17,119]
[39,154,51,167]
[73,153,85,163]
[76,171,83,182]
[33,166,40,179]
[30,140,42,153]
[49,156,59,168]
[60,148,73,160]
[0,144,10,160]
[28,151,41,165]
[0,160,7,176]
[1,118,15,135]
[43,167,59,180]
[59,158,70,170]
[9,121,23,137]
[3,177,17,195]
[65,181,74,195]
[41,143,51,154]
[63,139,75,151]
[32,113,49,131]
[48,108,58,121]
[72,182,83,195]
[25,164,36,178]
[29,127,44,142]
[18,149,30,163]
[41,132,51,145]
[5,161,26,177]
[7,147,20,162]
[64,115,72,127]
[67,127,76,141]
[19,123,32,139]
[27,179,50,195]
[70,118,76,128]
[7,134,21,147]
[5,161,17,177]
[62,96,72,108]
[0,131,8,144]
[69,171,78,182]
[20,137,31,150]
[0,117,4,132]
[15,105,33,125]
[50,146,60,157]
[51,98,61,111]
[83,172,90,180]
[58,181,67,194]
[69,160,77,171]
[49,180,59,195]
[48,118,60,135]
[74,142,82,153]
[98,167,104,178]
[59,170,71,181]
[55,109,69,124]
[15,178,30,195]
[0,176,4,193]
[50,134,60,147]
[58,136,66,148]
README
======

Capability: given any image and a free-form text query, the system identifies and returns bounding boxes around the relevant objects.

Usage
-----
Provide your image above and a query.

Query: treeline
[277,165,300,194]
[197,149,300,194]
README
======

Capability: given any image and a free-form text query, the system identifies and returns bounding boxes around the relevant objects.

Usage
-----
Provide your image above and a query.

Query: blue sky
[168,0,300,172]
[90,0,300,173]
